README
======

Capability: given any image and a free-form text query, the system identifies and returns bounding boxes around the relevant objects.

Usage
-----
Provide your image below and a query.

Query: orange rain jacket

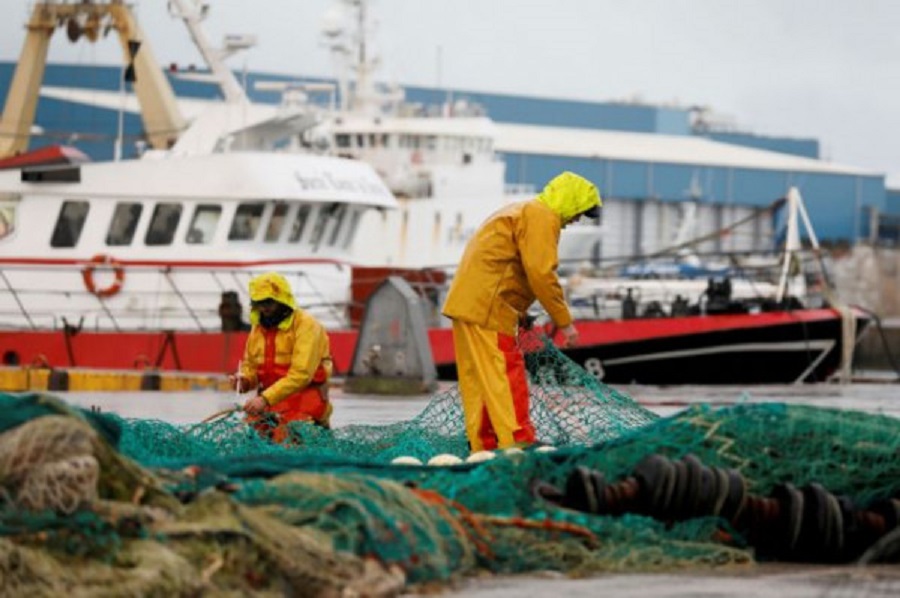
[239,272,333,406]
[442,171,602,335]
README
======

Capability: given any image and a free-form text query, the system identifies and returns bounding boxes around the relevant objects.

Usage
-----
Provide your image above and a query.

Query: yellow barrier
[0,367,229,392]
[0,368,50,392]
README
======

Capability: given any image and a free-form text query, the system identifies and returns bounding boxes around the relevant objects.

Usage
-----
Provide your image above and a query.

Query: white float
[427,454,464,466]
[465,450,496,463]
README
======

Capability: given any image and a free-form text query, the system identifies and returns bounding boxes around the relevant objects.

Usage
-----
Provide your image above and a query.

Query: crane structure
[0,0,186,158]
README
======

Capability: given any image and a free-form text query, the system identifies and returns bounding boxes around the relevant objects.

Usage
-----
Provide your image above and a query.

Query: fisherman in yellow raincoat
[442,171,601,452]
[230,272,334,442]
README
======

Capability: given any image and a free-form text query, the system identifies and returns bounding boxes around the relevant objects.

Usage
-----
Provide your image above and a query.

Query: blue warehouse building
[1,61,894,247]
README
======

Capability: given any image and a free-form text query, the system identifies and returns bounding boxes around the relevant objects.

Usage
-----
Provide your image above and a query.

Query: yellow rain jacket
[442,172,601,335]
[240,272,333,406]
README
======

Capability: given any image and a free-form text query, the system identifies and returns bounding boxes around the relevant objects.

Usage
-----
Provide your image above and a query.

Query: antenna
[321,0,383,114]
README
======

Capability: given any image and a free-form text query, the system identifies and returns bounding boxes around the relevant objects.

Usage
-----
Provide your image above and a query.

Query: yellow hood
[535,171,602,221]
[248,272,297,327]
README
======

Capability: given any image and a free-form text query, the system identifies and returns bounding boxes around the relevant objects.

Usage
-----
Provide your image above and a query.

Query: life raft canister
[81,253,125,298]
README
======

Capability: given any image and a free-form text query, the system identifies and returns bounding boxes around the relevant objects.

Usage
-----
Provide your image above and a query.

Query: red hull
[1,308,854,379]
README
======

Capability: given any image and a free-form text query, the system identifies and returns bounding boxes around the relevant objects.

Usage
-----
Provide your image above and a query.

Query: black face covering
[258,303,293,328]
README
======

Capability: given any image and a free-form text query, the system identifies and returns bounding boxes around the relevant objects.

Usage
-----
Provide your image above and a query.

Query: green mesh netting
[2,331,900,595]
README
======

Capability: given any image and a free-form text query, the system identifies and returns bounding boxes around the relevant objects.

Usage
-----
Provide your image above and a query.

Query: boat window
[380,134,389,147]
[328,204,347,245]
[309,204,335,251]
[0,200,17,242]
[264,202,289,242]
[145,203,182,246]
[228,202,264,241]
[343,209,361,248]
[106,202,142,246]
[288,204,312,242]
[356,134,365,148]
[335,134,350,148]
[50,200,89,248]
[186,204,221,244]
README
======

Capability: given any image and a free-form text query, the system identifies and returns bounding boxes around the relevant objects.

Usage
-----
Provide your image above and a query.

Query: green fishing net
[1,331,899,595]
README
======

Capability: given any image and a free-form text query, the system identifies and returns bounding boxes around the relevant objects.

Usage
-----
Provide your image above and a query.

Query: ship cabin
[0,151,396,331]
[328,114,502,200]
[0,151,395,261]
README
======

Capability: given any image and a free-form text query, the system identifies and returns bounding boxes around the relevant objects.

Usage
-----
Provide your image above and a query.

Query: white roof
[0,152,397,208]
[494,123,876,176]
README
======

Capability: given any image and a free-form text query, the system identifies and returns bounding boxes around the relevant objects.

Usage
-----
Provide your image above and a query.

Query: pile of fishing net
[2,333,900,595]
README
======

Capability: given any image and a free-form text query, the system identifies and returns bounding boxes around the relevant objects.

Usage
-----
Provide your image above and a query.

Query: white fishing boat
[0,1,871,385]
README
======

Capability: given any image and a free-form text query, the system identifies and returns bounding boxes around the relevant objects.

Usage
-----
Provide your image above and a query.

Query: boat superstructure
[0,151,395,332]
[0,0,402,334]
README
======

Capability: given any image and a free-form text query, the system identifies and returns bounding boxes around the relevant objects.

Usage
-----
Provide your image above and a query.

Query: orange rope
[411,488,495,558]
[412,488,600,554]
[477,514,599,548]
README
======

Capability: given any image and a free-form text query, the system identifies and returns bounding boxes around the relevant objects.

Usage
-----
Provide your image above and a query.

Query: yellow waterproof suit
[442,172,601,451]
[240,272,334,441]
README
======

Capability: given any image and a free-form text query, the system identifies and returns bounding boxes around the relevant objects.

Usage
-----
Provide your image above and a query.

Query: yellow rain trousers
[442,171,601,452]
[452,320,534,451]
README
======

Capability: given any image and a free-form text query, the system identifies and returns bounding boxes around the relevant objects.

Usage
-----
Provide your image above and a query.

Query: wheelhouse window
[228,202,264,241]
[288,205,312,242]
[106,202,142,246]
[328,204,348,245]
[145,203,182,246]
[186,204,221,244]
[264,202,289,242]
[50,200,89,248]
[343,209,361,248]
[0,198,17,242]
[309,204,335,251]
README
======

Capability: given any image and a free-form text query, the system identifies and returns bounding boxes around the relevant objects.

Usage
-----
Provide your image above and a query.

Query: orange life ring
[82,253,125,298]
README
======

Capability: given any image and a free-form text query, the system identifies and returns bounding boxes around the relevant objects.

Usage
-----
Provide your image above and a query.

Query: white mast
[167,0,254,105]
[321,0,397,115]
[776,187,824,303]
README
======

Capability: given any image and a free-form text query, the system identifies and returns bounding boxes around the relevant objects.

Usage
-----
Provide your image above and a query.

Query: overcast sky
[2,0,898,186]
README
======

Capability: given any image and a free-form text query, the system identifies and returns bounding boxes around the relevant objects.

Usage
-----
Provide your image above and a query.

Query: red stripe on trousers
[498,333,536,445]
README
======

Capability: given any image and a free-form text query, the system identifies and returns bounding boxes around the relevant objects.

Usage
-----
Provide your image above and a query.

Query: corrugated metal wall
[0,62,888,243]
[503,152,885,242]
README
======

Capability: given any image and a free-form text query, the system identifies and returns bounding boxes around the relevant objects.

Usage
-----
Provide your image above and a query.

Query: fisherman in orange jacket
[230,271,333,443]
[442,171,601,452]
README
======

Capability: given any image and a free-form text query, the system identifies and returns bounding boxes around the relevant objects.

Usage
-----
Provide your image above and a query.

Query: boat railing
[0,262,353,333]
[554,247,829,322]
